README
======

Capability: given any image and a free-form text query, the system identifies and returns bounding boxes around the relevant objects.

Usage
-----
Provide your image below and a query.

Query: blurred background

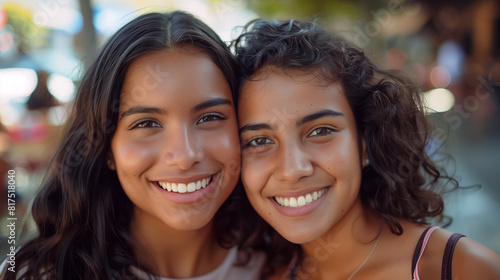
[0,0,499,255]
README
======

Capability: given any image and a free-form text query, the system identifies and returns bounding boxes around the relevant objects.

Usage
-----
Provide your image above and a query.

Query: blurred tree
[3,3,49,53]
[26,70,56,110]
[241,0,388,21]
[77,0,97,72]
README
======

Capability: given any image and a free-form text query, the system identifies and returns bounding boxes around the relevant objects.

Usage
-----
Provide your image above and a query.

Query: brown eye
[247,137,274,147]
[131,120,161,129]
[197,113,226,124]
[309,127,334,137]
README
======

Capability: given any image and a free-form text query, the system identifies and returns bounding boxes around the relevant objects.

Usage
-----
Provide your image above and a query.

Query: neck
[129,209,229,278]
[297,200,383,279]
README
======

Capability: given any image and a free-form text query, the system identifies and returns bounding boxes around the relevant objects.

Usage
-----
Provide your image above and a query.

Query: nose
[274,141,313,182]
[163,125,204,170]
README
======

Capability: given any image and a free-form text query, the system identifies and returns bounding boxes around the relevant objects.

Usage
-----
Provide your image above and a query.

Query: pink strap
[413,226,439,280]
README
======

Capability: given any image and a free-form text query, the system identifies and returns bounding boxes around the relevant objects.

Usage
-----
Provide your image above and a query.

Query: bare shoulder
[413,227,500,279]
[421,227,500,279]
[452,234,500,279]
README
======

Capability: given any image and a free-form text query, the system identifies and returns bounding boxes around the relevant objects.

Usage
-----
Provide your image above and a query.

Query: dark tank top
[411,226,465,280]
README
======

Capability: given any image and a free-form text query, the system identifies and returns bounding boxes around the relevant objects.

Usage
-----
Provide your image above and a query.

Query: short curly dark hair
[232,18,458,275]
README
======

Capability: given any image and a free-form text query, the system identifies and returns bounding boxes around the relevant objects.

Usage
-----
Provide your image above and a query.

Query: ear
[107,154,116,170]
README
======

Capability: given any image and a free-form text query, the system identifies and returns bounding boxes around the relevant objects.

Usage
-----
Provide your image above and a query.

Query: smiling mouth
[274,188,327,208]
[157,175,213,193]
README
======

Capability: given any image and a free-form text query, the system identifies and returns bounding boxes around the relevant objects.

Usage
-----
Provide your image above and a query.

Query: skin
[238,67,500,279]
[108,47,240,278]
[239,67,369,245]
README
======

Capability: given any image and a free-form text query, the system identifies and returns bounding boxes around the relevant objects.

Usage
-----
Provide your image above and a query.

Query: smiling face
[110,47,240,231]
[238,67,367,244]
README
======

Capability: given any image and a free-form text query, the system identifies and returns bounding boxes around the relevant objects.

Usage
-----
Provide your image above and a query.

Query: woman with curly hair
[1,11,265,279]
[233,19,500,279]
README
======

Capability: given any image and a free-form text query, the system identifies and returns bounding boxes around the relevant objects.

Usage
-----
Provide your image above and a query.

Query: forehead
[120,47,229,105]
[238,67,349,119]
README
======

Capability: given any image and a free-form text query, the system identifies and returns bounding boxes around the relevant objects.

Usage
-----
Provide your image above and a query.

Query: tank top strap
[412,226,439,280]
[441,233,465,280]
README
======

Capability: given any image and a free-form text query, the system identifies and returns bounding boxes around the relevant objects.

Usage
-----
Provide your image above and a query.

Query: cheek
[241,162,265,215]
[204,126,241,177]
[241,155,267,196]
[315,140,363,186]
[316,135,361,165]
[112,138,157,174]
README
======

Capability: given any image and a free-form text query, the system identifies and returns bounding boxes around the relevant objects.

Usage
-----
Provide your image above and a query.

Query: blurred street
[433,109,500,254]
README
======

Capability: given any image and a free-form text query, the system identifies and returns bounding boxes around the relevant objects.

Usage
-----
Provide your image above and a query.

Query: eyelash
[309,127,335,137]
[244,127,335,148]
[128,113,226,130]
[197,113,226,124]
[245,137,274,148]
[129,119,161,130]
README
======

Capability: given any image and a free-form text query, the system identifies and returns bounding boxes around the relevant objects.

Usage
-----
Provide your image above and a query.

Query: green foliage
[245,0,387,21]
[3,3,49,51]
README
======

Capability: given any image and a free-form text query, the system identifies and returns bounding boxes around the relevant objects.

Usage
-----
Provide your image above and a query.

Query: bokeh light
[47,73,76,103]
[0,8,7,29]
[430,66,451,88]
[423,88,455,113]
[47,105,69,126]
[0,68,38,103]
[0,30,14,52]
[32,7,82,34]
[0,104,23,126]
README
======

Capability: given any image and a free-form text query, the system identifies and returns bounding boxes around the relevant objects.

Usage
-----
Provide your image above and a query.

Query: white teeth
[278,197,284,205]
[297,196,306,207]
[274,188,327,208]
[158,176,212,193]
[187,182,196,192]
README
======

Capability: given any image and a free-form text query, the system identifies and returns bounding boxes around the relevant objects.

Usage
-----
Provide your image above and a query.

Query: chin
[286,234,320,245]
[276,226,323,245]
[166,212,216,231]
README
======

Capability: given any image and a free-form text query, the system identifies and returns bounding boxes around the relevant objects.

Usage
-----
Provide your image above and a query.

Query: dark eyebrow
[239,109,343,134]
[296,109,344,126]
[192,98,232,112]
[119,98,231,120]
[120,106,165,120]
[239,123,273,134]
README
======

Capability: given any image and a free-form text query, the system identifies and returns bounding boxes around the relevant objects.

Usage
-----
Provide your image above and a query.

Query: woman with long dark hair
[233,19,500,279]
[1,11,264,279]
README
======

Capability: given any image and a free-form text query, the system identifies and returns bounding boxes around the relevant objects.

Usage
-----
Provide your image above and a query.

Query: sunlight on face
[238,67,365,244]
[110,47,240,232]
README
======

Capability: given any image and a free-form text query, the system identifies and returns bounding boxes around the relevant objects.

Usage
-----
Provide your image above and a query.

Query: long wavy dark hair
[3,11,243,280]
[232,19,459,275]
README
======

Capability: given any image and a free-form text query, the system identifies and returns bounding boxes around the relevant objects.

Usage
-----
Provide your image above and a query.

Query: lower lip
[153,172,220,204]
[270,187,329,217]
